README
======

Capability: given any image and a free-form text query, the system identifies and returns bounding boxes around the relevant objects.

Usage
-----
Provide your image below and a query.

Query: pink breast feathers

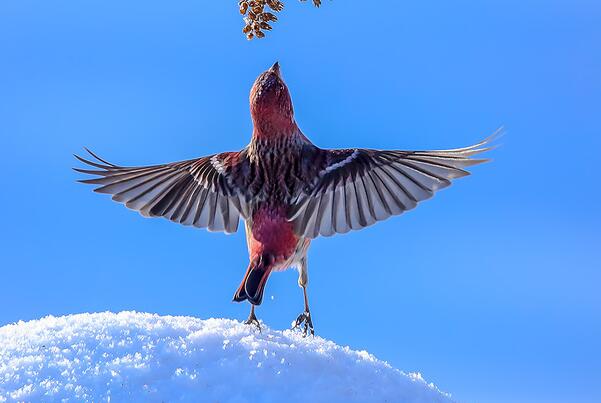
[248,205,299,268]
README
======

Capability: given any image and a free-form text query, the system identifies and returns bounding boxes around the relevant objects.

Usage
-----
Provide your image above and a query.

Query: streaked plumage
[76,62,497,335]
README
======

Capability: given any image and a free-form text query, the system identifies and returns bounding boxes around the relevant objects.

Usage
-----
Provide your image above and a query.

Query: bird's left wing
[289,132,498,238]
[75,149,249,233]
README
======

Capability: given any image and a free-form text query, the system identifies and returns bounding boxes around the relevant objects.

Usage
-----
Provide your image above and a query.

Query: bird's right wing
[289,131,499,238]
[75,150,249,233]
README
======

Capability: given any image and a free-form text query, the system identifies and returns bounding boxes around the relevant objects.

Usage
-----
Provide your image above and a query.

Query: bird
[75,62,498,336]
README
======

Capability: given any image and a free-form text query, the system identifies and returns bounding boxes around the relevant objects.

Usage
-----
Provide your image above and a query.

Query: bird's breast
[246,204,299,265]
[244,136,322,204]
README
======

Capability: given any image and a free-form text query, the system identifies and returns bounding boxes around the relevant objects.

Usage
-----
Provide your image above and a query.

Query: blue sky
[0,1,599,402]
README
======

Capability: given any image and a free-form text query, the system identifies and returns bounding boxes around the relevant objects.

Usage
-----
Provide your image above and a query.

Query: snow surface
[0,312,452,402]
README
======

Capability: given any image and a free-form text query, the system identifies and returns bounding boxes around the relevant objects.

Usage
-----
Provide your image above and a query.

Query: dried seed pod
[266,0,284,12]
[261,12,278,22]
[240,0,322,39]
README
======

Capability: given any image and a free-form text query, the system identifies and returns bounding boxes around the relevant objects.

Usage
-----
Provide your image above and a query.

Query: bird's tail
[232,254,274,306]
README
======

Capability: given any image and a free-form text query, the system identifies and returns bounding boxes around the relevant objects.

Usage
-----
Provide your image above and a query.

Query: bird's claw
[292,311,314,337]
[244,313,262,333]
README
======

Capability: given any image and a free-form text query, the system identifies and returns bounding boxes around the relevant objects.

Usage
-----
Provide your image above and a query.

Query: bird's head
[249,62,296,136]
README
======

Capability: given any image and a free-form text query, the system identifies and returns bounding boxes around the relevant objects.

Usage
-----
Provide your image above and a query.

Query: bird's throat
[251,114,298,141]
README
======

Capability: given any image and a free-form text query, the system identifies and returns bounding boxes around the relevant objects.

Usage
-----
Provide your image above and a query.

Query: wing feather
[75,150,246,234]
[288,131,499,238]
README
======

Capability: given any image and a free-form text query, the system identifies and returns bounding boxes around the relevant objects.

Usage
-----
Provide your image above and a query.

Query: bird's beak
[269,61,281,77]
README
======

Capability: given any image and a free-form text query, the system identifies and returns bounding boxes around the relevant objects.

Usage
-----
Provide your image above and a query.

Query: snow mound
[0,312,451,402]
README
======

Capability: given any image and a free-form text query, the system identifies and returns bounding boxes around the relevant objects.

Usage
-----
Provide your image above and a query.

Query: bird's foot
[292,311,314,337]
[244,312,262,333]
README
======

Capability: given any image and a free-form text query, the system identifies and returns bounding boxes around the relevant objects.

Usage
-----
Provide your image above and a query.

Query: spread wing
[74,149,249,233]
[289,131,499,238]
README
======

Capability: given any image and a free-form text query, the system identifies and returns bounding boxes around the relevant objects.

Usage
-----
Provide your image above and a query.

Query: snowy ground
[0,312,451,402]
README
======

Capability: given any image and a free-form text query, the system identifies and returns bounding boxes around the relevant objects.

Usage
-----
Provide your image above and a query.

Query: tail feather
[233,255,273,305]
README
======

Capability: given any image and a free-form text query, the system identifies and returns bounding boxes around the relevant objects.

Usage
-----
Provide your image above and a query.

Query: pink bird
[76,62,497,336]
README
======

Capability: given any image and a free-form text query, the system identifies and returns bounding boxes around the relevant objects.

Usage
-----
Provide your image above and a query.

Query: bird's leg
[292,257,314,337]
[244,304,261,333]
[293,285,314,337]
